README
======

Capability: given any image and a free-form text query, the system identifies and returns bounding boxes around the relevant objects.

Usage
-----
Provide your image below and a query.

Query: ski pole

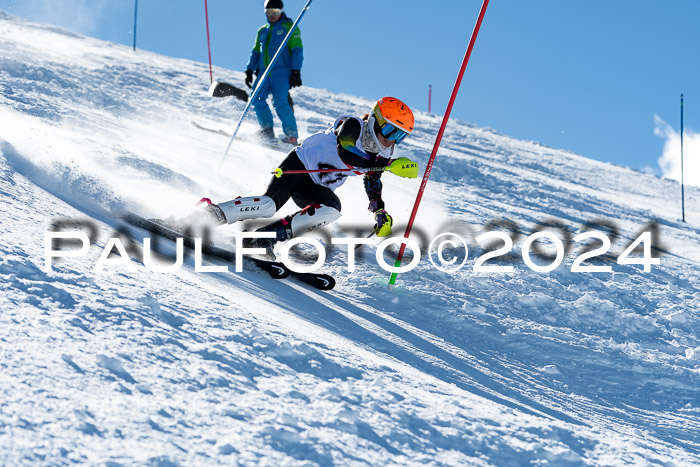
[219,0,314,168]
[272,166,386,178]
[355,230,376,250]
[388,0,490,286]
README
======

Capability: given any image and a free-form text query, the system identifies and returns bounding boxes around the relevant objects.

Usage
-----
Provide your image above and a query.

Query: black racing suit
[263,117,389,213]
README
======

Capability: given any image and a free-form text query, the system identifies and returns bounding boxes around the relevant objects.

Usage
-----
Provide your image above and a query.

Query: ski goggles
[377,120,410,144]
[265,8,283,16]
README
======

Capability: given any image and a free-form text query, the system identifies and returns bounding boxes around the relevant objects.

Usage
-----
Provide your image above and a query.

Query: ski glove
[290,70,302,88]
[245,70,254,89]
[373,209,393,237]
[386,157,419,178]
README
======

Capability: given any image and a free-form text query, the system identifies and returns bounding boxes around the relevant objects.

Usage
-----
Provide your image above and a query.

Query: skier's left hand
[373,209,393,237]
[290,70,302,88]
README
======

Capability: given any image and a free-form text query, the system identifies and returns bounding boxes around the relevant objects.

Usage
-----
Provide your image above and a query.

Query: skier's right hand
[373,209,393,237]
[245,70,254,89]
[386,157,419,178]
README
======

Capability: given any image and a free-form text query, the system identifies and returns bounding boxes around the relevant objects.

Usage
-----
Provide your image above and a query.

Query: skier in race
[192,97,419,258]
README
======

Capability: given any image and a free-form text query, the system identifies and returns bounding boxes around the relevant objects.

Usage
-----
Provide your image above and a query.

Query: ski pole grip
[273,168,283,178]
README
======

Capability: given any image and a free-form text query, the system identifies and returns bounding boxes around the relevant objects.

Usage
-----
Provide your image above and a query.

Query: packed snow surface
[1,11,699,466]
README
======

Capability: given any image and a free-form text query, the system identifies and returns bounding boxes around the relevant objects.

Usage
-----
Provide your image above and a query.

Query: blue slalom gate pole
[219,0,314,168]
[681,93,685,223]
[132,0,138,51]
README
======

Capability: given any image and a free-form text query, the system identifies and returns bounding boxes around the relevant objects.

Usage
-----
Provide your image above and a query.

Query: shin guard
[218,195,276,224]
[289,204,341,236]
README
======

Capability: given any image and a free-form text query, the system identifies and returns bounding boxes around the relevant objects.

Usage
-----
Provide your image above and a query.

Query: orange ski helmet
[372,97,414,144]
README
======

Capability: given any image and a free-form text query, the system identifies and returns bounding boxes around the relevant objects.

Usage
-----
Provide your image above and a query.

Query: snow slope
[1,11,699,466]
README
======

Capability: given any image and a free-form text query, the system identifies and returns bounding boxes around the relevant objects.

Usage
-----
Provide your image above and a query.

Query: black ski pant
[264,149,342,212]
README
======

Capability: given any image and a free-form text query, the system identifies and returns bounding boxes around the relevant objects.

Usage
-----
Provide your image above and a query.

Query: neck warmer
[361,116,394,157]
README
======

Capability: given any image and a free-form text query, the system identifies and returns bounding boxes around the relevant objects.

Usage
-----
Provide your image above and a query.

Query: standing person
[245,0,303,145]
[192,97,419,258]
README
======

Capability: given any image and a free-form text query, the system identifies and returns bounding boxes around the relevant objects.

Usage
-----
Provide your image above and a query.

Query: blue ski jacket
[246,13,303,76]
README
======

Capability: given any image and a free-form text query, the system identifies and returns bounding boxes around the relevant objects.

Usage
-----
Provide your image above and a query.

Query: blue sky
[2,0,699,182]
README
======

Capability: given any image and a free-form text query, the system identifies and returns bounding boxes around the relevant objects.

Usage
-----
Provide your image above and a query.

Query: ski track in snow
[0,10,699,466]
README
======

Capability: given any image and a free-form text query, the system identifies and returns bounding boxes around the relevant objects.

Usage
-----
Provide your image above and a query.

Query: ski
[191,121,231,137]
[260,137,298,150]
[116,211,335,290]
[290,270,335,290]
[191,121,299,150]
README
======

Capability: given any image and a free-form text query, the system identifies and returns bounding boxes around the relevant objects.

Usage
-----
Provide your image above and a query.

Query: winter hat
[264,0,284,9]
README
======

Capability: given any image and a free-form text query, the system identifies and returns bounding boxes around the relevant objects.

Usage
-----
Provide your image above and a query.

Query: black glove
[290,70,302,88]
[245,70,254,89]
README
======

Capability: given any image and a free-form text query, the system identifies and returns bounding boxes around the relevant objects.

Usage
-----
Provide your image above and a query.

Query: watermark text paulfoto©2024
[43,218,663,275]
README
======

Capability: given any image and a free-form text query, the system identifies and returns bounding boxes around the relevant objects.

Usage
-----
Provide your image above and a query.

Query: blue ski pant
[252,72,297,138]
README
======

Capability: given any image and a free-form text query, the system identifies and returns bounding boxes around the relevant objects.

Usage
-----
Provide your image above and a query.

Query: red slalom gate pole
[204,0,213,84]
[388,0,490,286]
